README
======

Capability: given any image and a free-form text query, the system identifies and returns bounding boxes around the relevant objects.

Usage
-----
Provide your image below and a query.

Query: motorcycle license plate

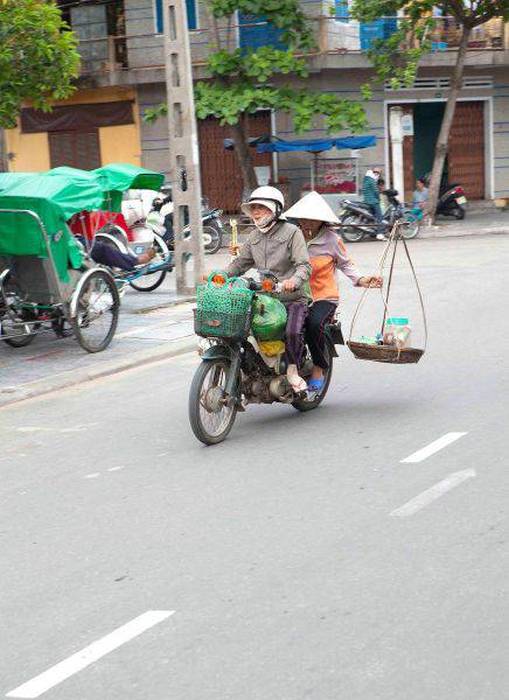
[456,196,467,205]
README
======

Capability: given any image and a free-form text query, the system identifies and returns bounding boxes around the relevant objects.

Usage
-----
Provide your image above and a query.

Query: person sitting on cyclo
[284,191,383,392]
[228,186,311,393]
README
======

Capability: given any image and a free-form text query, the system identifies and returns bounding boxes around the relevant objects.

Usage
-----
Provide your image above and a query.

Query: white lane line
[107,466,124,472]
[83,473,100,479]
[390,469,476,518]
[6,610,175,699]
[400,432,468,463]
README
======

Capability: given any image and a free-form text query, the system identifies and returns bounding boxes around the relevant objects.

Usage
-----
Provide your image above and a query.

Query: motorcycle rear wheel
[189,358,237,445]
[340,215,365,243]
[453,205,465,220]
[203,224,223,255]
[292,343,333,412]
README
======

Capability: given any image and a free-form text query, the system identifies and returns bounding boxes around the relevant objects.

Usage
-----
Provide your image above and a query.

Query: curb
[0,335,198,409]
[131,295,196,315]
[419,227,509,239]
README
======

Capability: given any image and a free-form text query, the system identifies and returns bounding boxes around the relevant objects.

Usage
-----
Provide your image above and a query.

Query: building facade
[3,0,509,210]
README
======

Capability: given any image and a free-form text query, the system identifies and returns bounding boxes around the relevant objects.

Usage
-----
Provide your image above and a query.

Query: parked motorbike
[436,182,467,219]
[150,193,224,254]
[339,189,421,243]
[189,271,344,445]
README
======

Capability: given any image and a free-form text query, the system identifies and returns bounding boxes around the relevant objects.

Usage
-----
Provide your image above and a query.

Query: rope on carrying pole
[348,221,428,350]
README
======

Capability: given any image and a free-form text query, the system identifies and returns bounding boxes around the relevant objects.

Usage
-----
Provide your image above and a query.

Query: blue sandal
[307,378,325,392]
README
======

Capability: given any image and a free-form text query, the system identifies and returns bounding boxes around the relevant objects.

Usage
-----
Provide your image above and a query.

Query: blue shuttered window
[238,14,286,51]
[360,17,397,51]
[155,0,198,33]
[335,0,350,23]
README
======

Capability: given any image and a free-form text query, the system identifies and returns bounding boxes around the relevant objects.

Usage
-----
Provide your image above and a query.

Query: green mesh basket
[194,272,254,339]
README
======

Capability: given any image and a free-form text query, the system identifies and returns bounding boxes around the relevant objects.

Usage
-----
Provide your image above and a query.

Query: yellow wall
[4,130,50,172]
[99,124,141,165]
[4,87,141,172]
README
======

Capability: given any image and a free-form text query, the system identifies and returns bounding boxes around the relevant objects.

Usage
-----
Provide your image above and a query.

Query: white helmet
[241,186,286,221]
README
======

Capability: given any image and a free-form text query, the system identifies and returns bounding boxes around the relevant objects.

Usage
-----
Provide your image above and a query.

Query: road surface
[1,235,508,699]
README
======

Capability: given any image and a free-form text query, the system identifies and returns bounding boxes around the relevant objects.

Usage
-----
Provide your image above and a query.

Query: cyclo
[189,271,343,445]
[0,173,120,352]
[56,163,174,293]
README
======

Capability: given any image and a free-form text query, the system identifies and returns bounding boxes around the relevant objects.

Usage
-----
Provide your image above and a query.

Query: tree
[0,0,80,169]
[145,0,368,191]
[351,0,509,221]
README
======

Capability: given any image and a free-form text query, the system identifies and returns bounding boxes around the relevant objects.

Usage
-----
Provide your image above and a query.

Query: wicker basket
[347,341,424,364]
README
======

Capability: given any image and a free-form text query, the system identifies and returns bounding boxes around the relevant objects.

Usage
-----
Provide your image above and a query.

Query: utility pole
[389,106,404,201]
[162,0,204,295]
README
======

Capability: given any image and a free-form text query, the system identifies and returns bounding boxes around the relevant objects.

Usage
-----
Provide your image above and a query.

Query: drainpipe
[389,106,404,199]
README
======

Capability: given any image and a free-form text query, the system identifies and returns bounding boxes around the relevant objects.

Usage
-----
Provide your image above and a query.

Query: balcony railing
[73,15,507,79]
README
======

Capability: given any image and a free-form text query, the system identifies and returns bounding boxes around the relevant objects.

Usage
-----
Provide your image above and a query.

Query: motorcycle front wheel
[340,215,365,243]
[189,358,237,445]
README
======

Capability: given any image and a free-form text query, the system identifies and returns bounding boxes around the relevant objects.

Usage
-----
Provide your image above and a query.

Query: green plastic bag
[251,293,287,341]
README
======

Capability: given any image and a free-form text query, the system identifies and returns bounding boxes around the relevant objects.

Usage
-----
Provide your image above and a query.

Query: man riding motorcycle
[226,186,311,392]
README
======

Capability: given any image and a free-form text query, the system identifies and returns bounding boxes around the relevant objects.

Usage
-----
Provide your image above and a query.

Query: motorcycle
[149,193,224,255]
[339,189,421,243]
[421,174,467,219]
[436,183,467,219]
[189,271,344,445]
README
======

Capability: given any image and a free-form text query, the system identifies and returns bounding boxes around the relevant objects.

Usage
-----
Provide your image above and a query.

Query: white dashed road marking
[400,432,468,463]
[6,610,175,698]
[390,469,476,517]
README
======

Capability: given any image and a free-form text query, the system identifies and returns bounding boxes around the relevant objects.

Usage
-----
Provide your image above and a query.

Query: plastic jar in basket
[194,272,254,339]
[383,317,411,348]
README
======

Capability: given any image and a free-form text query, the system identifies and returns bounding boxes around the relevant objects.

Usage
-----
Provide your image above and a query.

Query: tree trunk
[230,114,258,197]
[427,24,471,223]
[0,129,7,172]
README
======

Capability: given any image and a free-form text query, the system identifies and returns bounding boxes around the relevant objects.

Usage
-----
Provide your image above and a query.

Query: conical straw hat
[284,191,340,225]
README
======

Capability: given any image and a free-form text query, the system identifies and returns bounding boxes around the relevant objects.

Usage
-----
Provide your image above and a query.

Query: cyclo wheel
[292,342,333,412]
[189,358,237,445]
[203,225,222,255]
[340,215,365,243]
[71,269,120,353]
[0,321,37,348]
[129,234,169,292]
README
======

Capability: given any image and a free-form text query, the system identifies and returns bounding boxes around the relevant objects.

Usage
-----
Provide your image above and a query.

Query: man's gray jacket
[226,220,311,302]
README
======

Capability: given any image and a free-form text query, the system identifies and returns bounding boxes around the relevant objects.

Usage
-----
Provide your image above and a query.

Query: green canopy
[0,164,164,282]
[0,173,102,282]
[0,172,39,192]
[94,163,164,194]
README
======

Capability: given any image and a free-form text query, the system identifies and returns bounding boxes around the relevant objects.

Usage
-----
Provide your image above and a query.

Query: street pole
[389,106,404,200]
[162,0,204,295]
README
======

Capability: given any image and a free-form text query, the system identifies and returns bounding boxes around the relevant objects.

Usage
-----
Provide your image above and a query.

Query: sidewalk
[0,277,198,407]
[419,208,509,238]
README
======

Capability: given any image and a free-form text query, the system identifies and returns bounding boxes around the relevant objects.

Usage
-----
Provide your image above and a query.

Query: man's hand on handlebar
[281,277,298,292]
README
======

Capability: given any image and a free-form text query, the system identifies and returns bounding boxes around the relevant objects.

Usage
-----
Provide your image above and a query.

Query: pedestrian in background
[362,167,387,241]
[413,177,429,213]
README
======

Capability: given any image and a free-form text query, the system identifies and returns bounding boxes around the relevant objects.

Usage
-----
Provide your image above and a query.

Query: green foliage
[146,0,369,136]
[0,0,80,129]
[351,0,509,90]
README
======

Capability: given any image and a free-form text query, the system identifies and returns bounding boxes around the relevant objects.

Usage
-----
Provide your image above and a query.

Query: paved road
[0,236,508,699]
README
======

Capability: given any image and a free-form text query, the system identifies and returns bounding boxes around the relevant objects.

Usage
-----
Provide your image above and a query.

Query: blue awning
[256,135,376,153]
